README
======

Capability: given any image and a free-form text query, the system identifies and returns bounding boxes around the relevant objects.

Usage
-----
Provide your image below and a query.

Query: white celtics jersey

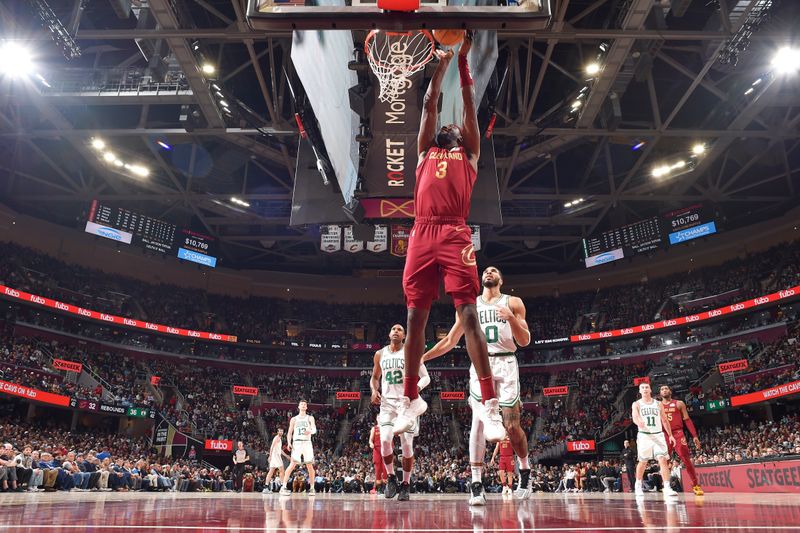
[477,294,517,354]
[636,398,662,434]
[380,345,405,400]
[293,414,312,442]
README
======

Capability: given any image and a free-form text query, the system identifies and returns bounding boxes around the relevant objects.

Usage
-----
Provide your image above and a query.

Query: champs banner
[232,385,259,396]
[152,412,203,459]
[567,440,596,452]
[335,391,361,401]
[682,459,800,493]
[53,359,83,373]
[320,225,341,253]
[543,386,569,397]
[391,225,411,257]
[730,379,800,407]
[440,391,466,401]
[719,359,749,374]
[343,226,364,253]
[367,225,388,253]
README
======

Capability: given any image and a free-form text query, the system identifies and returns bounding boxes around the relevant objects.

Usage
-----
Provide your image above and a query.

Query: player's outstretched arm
[679,401,701,449]
[370,350,383,404]
[418,49,453,157]
[458,30,480,164]
[417,363,431,390]
[422,312,464,362]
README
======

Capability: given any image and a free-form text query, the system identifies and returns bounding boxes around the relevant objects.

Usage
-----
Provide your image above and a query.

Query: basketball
[433,29,464,47]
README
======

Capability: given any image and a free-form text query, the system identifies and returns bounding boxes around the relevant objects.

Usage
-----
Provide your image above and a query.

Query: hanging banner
[391,225,411,257]
[335,391,361,401]
[367,225,388,253]
[343,226,364,253]
[52,359,83,373]
[469,225,481,251]
[543,386,569,397]
[320,225,341,253]
[232,385,259,396]
[719,359,749,374]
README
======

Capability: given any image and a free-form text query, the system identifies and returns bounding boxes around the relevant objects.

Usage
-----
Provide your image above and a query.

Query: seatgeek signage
[669,221,717,245]
[569,285,800,343]
[683,459,800,493]
[0,284,237,343]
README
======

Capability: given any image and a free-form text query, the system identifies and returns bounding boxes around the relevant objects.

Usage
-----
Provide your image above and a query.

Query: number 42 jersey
[380,345,406,401]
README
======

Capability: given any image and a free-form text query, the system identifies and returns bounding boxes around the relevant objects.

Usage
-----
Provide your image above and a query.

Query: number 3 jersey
[415,146,476,220]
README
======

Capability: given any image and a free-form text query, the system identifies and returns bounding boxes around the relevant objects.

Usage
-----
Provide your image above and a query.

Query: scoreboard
[85,201,218,267]
[583,204,718,268]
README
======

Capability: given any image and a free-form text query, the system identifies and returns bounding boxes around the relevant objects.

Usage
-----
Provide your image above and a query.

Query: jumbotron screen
[85,200,218,268]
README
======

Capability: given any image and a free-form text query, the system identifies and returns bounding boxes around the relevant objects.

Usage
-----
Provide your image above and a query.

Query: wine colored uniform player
[660,385,704,496]
[491,437,515,495]
[369,424,387,493]
[394,30,505,443]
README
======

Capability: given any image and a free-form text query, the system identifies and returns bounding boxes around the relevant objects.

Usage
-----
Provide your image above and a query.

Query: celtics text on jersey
[477,294,517,354]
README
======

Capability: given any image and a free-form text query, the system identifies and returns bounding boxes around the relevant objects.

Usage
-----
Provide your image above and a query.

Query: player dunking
[632,383,678,498]
[371,324,430,502]
[263,428,289,494]
[490,437,515,496]
[279,400,317,496]
[660,385,704,496]
[393,30,505,445]
[368,423,387,494]
[423,266,531,504]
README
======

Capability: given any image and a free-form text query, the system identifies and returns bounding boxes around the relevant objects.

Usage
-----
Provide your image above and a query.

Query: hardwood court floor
[1,490,800,532]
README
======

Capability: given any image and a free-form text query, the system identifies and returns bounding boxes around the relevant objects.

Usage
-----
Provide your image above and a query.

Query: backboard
[246,0,552,31]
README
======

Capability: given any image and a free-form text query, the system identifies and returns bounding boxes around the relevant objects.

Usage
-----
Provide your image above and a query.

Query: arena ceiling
[1,0,799,275]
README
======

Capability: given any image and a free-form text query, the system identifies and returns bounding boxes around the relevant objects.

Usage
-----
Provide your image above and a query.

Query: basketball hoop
[365,30,435,103]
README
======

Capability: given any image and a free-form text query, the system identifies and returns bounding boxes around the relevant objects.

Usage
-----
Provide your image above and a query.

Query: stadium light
[585,62,601,76]
[692,143,706,155]
[231,197,250,208]
[103,152,116,162]
[201,63,216,75]
[771,47,800,75]
[0,41,34,78]
[91,138,106,150]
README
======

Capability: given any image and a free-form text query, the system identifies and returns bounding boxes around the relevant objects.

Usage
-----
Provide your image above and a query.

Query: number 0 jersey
[477,293,517,355]
[379,345,405,401]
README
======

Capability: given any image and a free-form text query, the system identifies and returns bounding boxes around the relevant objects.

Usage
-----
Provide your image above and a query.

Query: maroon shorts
[499,456,514,473]
[667,430,690,459]
[402,218,479,310]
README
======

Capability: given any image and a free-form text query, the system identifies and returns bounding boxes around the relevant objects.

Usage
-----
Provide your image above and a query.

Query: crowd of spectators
[694,413,800,465]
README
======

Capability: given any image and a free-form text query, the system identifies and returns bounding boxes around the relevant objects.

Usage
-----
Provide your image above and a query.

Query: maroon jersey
[414,146,477,220]
[662,400,685,434]
[371,426,381,453]
[499,438,513,458]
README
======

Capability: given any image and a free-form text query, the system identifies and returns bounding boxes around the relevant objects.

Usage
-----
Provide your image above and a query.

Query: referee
[232,441,249,492]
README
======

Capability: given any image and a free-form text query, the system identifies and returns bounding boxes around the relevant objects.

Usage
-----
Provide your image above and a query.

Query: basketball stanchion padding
[377,0,421,11]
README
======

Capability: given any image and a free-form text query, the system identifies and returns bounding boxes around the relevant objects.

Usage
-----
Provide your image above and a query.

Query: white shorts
[378,398,420,438]
[290,440,314,465]
[269,452,283,469]
[637,432,668,461]
[469,354,520,408]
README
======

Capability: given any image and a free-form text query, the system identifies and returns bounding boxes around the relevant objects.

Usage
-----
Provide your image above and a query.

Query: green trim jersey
[293,414,312,442]
[636,398,663,434]
[477,294,517,354]
[379,345,405,401]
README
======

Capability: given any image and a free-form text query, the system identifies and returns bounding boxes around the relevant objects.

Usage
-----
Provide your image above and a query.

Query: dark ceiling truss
[0,0,798,274]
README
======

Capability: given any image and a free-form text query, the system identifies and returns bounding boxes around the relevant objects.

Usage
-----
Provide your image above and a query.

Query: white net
[365,30,435,103]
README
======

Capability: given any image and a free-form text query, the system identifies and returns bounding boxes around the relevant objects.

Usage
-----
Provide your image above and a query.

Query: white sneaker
[662,485,678,498]
[262,488,272,494]
[307,487,316,496]
[634,481,644,496]
[279,487,292,496]
[392,396,427,435]
[514,486,530,500]
[478,398,506,442]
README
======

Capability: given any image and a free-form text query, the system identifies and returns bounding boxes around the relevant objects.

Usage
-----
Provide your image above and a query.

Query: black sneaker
[397,482,410,501]
[385,475,398,499]
[468,481,486,506]
[515,469,531,500]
